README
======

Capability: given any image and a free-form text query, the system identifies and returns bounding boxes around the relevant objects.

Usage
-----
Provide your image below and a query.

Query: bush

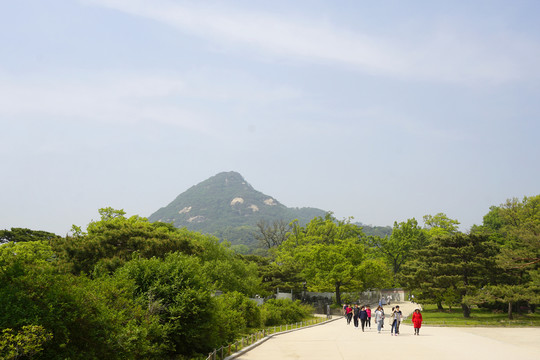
[115,252,218,357]
[261,299,313,326]
[213,292,262,343]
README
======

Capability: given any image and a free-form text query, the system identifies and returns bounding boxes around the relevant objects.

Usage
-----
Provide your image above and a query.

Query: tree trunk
[437,301,444,311]
[507,301,513,320]
[335,283,341,306]
[461,303,471,318]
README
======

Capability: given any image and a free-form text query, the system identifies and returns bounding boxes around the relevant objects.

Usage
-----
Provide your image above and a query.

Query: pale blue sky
[1,0,539,235]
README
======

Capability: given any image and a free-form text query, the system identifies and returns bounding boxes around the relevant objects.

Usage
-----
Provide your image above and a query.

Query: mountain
[149,171,392,252]
[148,171,326,249]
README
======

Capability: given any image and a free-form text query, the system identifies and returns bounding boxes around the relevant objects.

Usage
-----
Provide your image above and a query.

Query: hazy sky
[2,0,539,235]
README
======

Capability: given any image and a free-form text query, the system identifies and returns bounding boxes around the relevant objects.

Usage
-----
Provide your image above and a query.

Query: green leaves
[0,325,52,360]
[276,213,365,304]
[370,218,427,280]
[401,234,499,317]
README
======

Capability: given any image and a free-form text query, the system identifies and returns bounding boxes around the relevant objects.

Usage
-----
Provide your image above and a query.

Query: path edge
[224,317,342,360]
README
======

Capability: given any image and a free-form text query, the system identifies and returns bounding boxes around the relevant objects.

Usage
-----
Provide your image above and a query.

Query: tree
[401,233,498,317]
[240,254,303,296]
[255,219,290,249]
[0,228,60,244]
[195,236,261,296]
[54,208,198,275]
[0,325,52,360]
[0,241,161,359]
[115,253,219,357]
[276,213,365,305]
[423,213,460,238]
[369,218,427,282]
[471,195,540,318]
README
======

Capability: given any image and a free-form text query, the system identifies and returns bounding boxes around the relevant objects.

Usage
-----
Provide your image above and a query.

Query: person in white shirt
[374,306,385,333]
[391,305,403,336]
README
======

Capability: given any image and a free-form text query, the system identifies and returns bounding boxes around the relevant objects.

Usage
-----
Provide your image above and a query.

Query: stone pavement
[233,302,540,360]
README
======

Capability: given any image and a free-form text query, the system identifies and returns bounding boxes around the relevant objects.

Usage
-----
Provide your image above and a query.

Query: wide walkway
[235,302,540,360]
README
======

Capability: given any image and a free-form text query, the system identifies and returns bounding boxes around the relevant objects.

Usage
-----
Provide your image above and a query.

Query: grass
[419,304,540,327]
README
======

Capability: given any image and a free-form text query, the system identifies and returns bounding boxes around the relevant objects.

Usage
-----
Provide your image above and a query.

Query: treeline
[1,195,539,358]
[0,208,312,360]
[255,195,539,319]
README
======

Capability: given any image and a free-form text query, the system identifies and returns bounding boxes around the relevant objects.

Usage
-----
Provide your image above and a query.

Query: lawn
[419,304,540,327]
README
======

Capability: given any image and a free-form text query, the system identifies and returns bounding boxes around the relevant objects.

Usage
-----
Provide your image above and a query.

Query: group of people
[343,304,423,336]
[344,304,372,331]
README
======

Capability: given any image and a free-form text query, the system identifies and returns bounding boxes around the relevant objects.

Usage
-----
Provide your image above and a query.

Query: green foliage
[213,292,262,342]
[469,195,540,317]
[195,236,261,296]
[240,255,302,296]
[357,258,393,290]
[401,234,499,317]
[358,224,392,238]
[422,213,460,238]
[0,228,60,244]
[260,299,313,326]
[0,325,52,360]
[369,218,427,282]
[0,241,163,359]
[53,208,199,275]
[0,218,269,359]
[276,213,365,305]
[114,253,219,356]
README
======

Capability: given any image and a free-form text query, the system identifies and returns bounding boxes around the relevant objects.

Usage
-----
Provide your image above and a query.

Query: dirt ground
[233,302,540,360]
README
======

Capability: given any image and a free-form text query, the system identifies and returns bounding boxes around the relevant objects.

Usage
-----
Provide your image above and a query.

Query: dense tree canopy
[0,228,60,244]
[368,218,427,282]
[2,195,540,358]
[470,195,540,318]
[276,213,366,305]
[0,208,279,359]
[401,233,499,317]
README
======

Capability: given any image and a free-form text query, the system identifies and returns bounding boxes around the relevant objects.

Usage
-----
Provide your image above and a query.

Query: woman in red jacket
[412,309,423,335]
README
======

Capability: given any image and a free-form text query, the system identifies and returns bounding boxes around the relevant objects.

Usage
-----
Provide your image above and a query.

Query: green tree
[196,236,261,296]
[240,254,303,296]
[54,208,198,275]
[471,195,540,318]
[0,228,60,244]
[114,253,218,357]
[369,218,427,283]
[423,213,460,238]
[0,325,52,360]
[401,234,498,317]
[276,213,365,305]
[0,241,161,359]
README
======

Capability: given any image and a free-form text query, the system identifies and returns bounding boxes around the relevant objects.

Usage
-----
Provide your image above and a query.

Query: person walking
[346,304,353,325]
[391,305,403,336]
[374,306,385,333]
[353,304,360,329]
[389,307,395,334]
[412,308,423,335]
[359,306,368,331]
[366,305,372,329]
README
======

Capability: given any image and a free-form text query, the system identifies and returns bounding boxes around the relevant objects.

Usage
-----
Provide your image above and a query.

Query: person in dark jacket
[359,306,368,331]
[353,304,360,329]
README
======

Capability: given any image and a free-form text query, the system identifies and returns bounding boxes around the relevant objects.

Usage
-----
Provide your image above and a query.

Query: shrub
[261,299,313,326]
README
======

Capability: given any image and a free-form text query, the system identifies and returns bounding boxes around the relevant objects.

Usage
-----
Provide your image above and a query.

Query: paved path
[235,303,540,360]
